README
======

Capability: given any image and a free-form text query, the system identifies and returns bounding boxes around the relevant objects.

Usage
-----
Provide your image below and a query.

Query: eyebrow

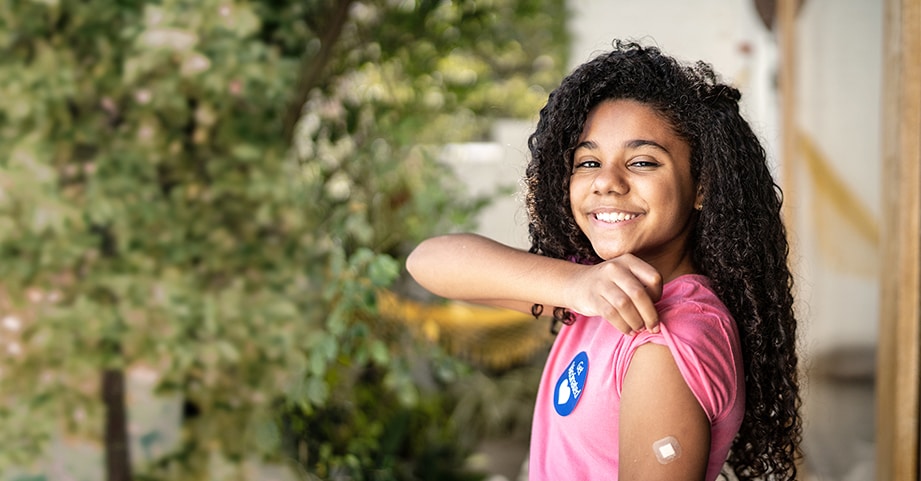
[574,139,671,154]
[625,139,670,153]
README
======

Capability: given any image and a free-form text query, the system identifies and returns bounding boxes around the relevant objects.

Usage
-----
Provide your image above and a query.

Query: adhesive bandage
[652,436,682,464]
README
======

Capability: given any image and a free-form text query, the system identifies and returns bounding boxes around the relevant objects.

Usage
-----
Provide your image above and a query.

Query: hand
[564,254,663,334]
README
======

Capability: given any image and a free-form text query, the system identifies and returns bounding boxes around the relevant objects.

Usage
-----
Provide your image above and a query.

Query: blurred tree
[0,0,567,480]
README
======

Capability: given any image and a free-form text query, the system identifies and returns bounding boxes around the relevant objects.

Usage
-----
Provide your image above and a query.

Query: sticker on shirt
[553,351,589,416]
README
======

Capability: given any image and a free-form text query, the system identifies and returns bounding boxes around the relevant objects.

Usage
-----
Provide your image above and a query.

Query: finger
[601,309,636,335]
[601,285,647,334]
[614,256,663,332]
[602,267,658,333]
[603,312,634,335]
[619,254,664,302]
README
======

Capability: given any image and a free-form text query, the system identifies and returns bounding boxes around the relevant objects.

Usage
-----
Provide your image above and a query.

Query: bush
[0,0,567,478]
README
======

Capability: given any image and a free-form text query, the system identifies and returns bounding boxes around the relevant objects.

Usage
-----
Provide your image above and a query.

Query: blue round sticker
[553,351,589,416]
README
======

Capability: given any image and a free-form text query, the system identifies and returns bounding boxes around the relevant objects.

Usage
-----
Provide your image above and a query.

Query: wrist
[553,259,585,314]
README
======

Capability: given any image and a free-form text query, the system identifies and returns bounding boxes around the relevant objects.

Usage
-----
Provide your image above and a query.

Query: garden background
[0,1,567,479]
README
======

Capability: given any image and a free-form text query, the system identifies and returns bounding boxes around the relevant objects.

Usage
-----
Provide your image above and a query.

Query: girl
[407,41,801,480]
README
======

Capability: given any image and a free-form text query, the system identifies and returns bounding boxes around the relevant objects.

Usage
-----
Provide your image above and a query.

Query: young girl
[407,41,801,480]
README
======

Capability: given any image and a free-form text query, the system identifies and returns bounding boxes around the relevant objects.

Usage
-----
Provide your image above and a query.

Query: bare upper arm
[619,343,711,481]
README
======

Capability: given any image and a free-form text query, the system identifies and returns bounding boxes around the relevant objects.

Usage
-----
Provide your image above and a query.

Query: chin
[592,246,631,261]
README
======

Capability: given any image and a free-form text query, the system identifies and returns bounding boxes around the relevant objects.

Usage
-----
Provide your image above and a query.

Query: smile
[594,211,639,223]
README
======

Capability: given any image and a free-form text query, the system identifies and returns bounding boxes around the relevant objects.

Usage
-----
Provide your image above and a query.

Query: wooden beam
[778,0,798,227]
[776,5,811,475]
[877,0,921,479]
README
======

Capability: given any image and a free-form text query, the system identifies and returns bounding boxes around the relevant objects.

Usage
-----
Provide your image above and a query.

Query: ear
[694,185,705,211]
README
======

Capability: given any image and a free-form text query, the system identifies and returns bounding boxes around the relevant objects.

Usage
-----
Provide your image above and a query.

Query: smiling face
[569,99,701,280]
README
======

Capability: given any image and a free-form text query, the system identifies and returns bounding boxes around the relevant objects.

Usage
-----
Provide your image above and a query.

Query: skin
[406,99,711,480]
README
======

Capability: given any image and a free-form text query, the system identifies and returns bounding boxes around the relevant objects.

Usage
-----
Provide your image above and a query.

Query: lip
[588,208,643,226]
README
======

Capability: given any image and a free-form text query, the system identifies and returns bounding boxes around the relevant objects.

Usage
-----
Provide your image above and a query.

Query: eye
[627,157,661,169]
[573,159,601,170]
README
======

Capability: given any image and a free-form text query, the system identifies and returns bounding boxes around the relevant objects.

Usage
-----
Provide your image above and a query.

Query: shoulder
[656,275,738,351]
[658,274,731,319]
[626,275,744,420]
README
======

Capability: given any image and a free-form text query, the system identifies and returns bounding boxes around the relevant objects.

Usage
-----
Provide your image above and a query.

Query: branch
[283,0,356,144]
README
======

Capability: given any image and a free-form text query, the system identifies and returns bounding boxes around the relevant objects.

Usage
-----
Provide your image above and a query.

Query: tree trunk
[103,367,133,481]
[283,0,356,143]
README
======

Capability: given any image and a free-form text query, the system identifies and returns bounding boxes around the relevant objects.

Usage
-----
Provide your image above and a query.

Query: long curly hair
[525,40,802,480]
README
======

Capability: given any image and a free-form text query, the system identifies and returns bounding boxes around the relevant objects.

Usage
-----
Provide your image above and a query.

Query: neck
[646,248,697,284]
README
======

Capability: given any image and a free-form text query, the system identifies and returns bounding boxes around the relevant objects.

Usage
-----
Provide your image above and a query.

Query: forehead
[577,99,687,150]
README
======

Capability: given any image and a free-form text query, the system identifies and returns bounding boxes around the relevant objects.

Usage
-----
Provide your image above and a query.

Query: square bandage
[652,436,682,464]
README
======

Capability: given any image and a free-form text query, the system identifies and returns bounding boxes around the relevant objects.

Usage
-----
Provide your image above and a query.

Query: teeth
[595,212,638,223]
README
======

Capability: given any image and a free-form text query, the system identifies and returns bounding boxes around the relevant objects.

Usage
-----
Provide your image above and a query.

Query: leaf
[305,376,328,406]
[367,254,399,287]
[369,340,389,365]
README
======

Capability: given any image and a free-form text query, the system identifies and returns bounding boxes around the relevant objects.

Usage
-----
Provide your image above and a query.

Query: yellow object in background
[377,290,554,371]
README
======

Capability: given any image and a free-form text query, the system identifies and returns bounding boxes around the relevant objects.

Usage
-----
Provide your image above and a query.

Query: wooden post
[103,367,133,481]
[778,0,798,227]
[877,0,921,480]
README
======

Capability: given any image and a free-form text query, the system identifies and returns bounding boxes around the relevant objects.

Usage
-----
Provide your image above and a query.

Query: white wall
[442,119,533,249]
[792,4,882,476]
[793,0,883,354]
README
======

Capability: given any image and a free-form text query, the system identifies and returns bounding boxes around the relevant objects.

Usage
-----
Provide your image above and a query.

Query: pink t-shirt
[528,274,745,481]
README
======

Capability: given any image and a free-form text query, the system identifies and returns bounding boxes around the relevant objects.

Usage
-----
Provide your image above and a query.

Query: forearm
[406,233,580,311]
[408,233,663,332]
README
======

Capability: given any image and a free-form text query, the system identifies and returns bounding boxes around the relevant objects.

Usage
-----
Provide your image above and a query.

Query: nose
[592,165,629,195]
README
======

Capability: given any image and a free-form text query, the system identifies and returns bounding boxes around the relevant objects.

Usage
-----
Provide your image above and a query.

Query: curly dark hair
[525,40,802,480]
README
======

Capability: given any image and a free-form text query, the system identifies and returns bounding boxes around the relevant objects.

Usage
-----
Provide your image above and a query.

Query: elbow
[406,233,477,295]
[406,234,462,292]
[405,238,435,284]
[405,244,422,280]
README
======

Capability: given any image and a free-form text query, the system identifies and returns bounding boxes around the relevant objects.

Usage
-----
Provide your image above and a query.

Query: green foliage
[277,345,485,481]
[0,0,567,479]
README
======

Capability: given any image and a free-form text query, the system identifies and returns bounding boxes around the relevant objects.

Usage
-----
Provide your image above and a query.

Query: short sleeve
[615,299,742,423]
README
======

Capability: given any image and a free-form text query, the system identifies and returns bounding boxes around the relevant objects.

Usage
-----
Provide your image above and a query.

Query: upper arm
[619,343,710,481]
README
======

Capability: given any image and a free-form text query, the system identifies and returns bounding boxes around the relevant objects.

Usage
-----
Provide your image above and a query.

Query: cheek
[566,181,578,214]
[567,175,590,202]
[665,174,696,207]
